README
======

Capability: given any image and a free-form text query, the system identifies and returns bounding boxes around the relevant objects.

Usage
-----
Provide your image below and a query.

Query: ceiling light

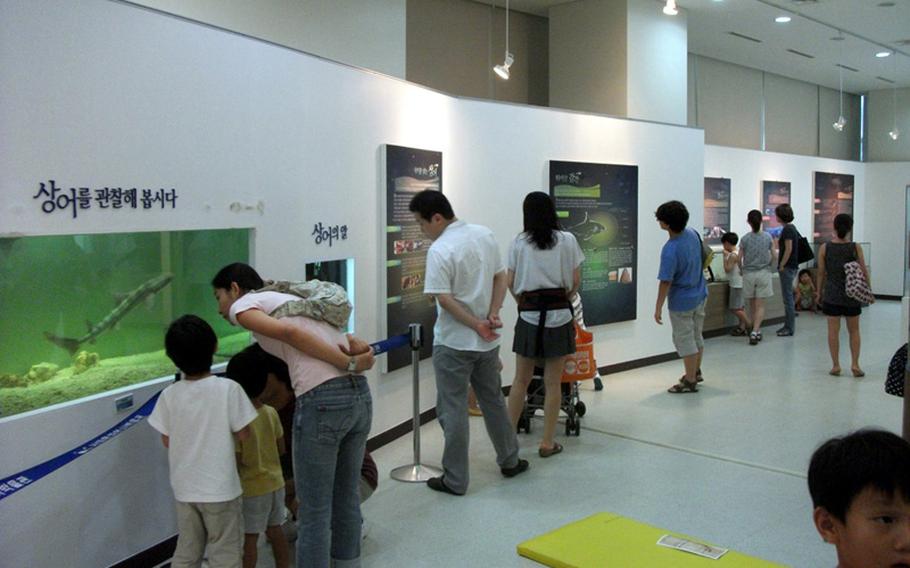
[833,115,846,131]
[493,0,513,80]
[775,16,791,23]
[494,52,513,80]
[663,0,678,16]
[876,51,892,58]
[890,127,901,141]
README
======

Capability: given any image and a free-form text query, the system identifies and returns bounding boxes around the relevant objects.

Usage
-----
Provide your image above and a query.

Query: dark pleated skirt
[512,318,575,358]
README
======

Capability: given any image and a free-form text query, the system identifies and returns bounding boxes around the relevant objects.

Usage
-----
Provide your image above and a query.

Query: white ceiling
[479,0,910,92]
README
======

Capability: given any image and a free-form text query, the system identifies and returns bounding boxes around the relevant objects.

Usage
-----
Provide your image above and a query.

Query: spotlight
[890,127,901,141]
[833,115,846,132]
[663,0,678,16]
[493,52,514,80]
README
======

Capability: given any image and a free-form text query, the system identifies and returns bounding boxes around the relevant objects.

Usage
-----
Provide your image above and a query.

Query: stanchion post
[390,323,443,482]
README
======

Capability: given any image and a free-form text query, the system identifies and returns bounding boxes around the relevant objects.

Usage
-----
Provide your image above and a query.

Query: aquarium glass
[0,229,252,418]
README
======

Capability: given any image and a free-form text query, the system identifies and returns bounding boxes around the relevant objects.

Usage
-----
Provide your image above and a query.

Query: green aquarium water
[0,229,252,417]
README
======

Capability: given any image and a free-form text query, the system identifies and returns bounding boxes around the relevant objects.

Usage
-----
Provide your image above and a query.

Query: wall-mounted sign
[549,160,638,326]
[312,223,348,247]
[813,172,854,243]
[704,177,731,245]
[382,145,441,372]
[761,180,791,232]
[32,180,178,218]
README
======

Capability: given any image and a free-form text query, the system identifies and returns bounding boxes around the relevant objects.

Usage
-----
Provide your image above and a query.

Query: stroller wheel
[565,419,574,436]
[575,401,586,417]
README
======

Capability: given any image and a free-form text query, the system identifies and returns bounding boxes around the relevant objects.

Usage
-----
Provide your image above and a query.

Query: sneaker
[501,459,530,478]
[426,476,463,496]
[776,328,794,337]
[756,331,763,342]
[749,332,759,346]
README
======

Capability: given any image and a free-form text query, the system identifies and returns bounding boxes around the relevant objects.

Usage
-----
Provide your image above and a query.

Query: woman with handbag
[815,213,873,377]
[506,192,584,458]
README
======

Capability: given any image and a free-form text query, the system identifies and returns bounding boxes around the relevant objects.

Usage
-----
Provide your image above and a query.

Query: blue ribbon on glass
[0,390,162,503]
[0,333,414,503]
[370,333,411,355]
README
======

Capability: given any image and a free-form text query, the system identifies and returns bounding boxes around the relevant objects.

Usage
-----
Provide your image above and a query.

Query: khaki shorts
[243,487,287,533]
[173,498,242,568]
[669,300,706,358]
[742,270,773,299]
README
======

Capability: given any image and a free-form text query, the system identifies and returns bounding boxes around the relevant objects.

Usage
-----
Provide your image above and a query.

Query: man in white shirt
[409,190,529,495]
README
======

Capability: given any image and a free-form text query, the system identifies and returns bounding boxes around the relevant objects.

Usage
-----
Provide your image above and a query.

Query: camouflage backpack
[257,280,352,330]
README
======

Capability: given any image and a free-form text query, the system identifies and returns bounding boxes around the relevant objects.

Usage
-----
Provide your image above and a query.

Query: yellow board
[517,512,786,568]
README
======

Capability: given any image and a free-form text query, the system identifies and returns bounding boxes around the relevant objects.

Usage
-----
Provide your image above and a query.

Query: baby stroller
[516,323,597,437]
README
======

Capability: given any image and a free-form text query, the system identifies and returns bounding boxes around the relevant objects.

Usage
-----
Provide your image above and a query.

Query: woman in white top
[506,192,584,458]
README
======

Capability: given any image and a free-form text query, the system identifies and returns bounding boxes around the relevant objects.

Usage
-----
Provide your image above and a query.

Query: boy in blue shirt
[653,201,708,393]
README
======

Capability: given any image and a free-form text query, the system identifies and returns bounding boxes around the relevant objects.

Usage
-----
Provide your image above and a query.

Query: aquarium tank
[0,229,252,418]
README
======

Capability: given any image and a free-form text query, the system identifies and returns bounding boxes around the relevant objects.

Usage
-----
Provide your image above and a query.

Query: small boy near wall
[148,315,258,568]
[226,345,290,568]
[721,232,751,336]
[808,429,910,568]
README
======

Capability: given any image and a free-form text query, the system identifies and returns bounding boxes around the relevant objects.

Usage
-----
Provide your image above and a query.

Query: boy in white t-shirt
[148,315,258,568]
[721,232,751,336]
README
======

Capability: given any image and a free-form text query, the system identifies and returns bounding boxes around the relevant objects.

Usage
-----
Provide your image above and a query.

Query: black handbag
[796,235,814,264]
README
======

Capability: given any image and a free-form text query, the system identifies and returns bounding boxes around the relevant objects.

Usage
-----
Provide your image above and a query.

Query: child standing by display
[654,200,708,393]
[795,269,817,313]
[148,315,258,568]
[721,232,750,336]
[226,346,290,568]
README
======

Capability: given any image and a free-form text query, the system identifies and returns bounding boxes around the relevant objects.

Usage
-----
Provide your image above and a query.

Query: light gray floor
[255,301,904,568]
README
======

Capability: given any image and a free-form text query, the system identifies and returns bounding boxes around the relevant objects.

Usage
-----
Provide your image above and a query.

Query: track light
[493,0,513,80]
[663,0,678,16]
[833,35,847,133]
[494,52,514,80]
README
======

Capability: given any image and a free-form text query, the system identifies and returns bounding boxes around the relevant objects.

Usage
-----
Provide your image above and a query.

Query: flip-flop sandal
[852,369,865,378]
[829,369,842,377]
[539,442,563,458]
[668,380,698,394]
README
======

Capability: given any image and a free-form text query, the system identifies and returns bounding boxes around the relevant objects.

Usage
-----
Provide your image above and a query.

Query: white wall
[865,162,910,296]
[0,1,704,565]
[129,0,407,78]
[626,0,687,125]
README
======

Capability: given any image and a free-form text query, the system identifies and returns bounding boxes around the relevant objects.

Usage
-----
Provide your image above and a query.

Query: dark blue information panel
[549,160,638,326]
[704,177,731,245]
[384,145,441,372]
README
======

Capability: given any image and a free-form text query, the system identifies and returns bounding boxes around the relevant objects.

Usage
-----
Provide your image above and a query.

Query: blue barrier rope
[370,333,411,355]
[0,390,162,503]
[0,332,414,503]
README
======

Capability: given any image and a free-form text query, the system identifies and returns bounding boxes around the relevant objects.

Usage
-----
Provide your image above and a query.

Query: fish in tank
[0,229,253,418]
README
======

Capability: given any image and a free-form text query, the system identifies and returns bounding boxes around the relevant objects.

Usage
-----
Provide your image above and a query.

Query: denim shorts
[242,487,286,533]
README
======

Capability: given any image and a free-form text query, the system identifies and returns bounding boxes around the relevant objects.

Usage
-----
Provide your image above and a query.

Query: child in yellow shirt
[227,346,290,568]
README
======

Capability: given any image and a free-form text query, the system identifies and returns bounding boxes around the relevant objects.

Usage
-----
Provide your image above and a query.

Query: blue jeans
[294,375,372,568]
[779,267,797,333]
